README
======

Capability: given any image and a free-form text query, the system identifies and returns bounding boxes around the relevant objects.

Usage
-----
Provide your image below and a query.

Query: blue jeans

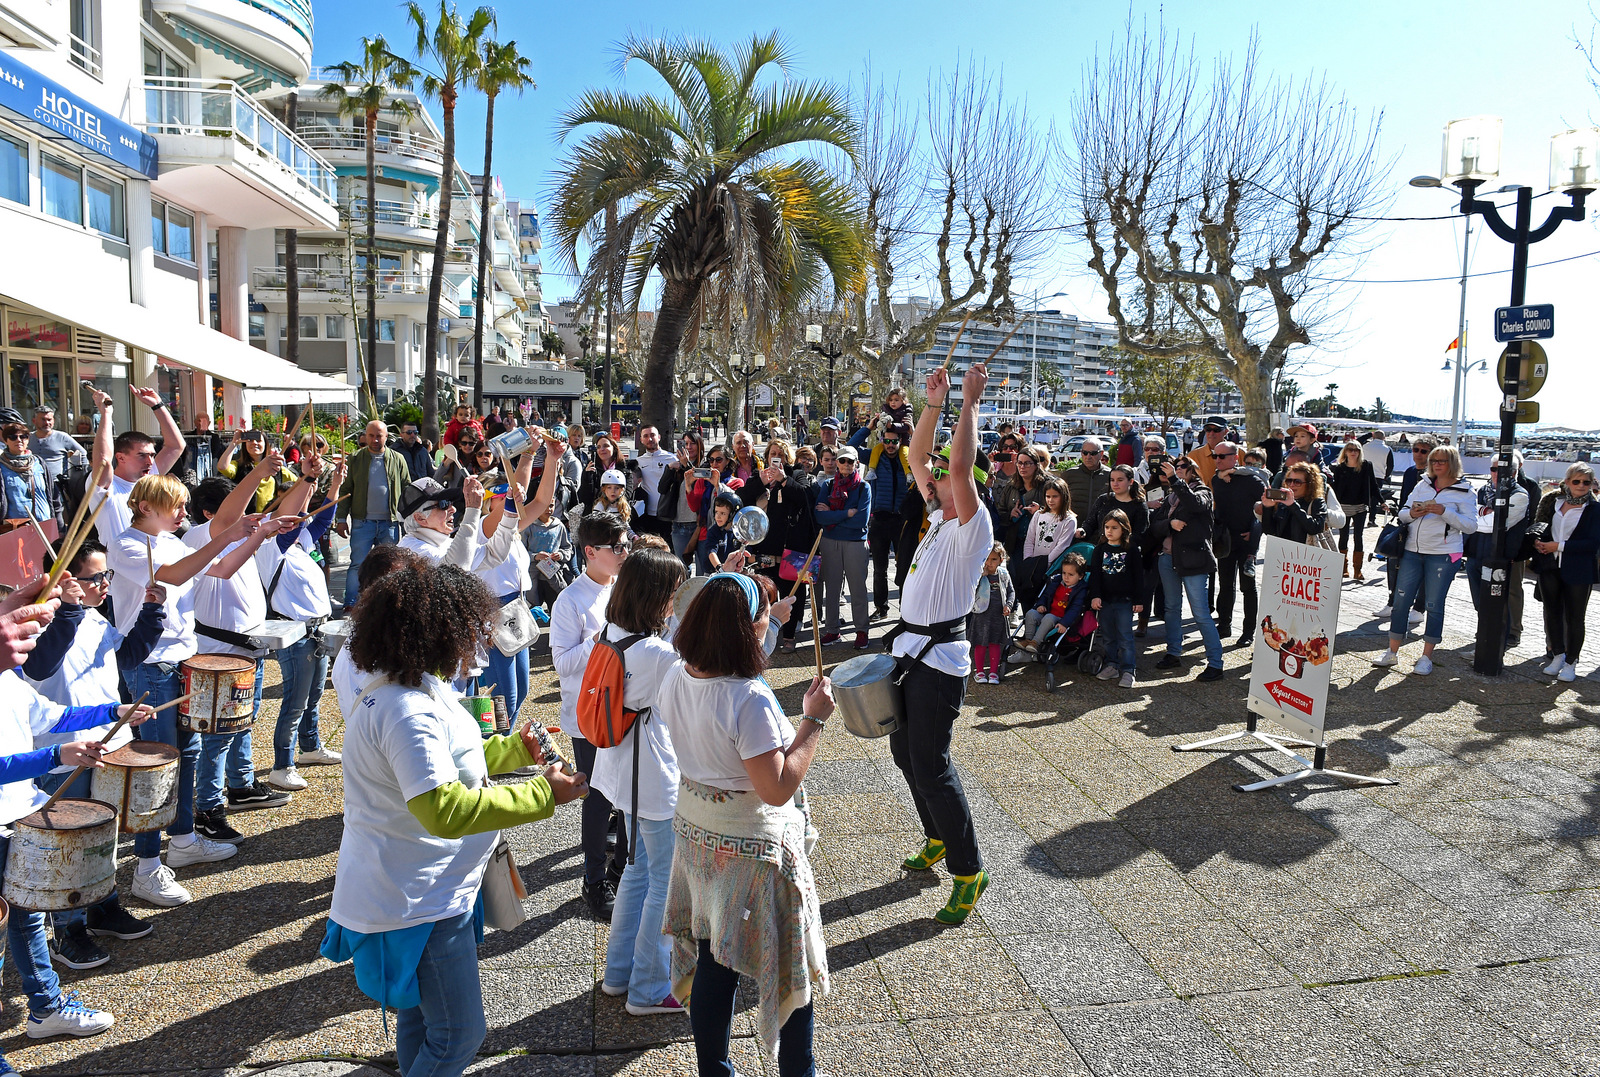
[0,835,65,1016]
[128,663,198,858]
[1158,553,1222,668]
[35,770,120,930]
[1100,600,1137,673]
[344,518,400,607]
[690,938,814,1077]
[1390,551,1458,646]
[602,814,675,1008]
[197,661,264,812]
[395,908,486,1077]
[480,594,531,724]
[275,636,328,770]
[671,522,699,564]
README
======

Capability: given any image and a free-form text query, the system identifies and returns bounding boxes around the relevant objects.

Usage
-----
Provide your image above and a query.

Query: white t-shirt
[1362,439,1392,476]
[185,520,267,657]
[255,531,331,621]
[475,524,531,598]
[656,662,792,793]
[891,506,994,678]
[96,475,135,544]
[589,624,681,820]
[0,670,77,825]
[331,642,373,718]
[106,529,198,664]
[548,571,611,736]
[634,448,677,515]
[24,607,135,770]
[329,675,495,933]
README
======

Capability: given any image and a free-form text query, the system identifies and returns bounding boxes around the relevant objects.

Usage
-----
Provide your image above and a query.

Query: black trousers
[570,737,627,885]
[888,662,982,876]
[1540,572,1591,663]
[1338,511,1368,553]
[1215,548,1258,636]
[868,512,902,609]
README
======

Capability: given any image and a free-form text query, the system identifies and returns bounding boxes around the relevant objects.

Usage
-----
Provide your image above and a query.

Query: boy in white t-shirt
[885,363,995,926]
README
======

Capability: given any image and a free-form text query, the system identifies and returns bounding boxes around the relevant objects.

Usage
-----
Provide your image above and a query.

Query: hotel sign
[0,54,158,178]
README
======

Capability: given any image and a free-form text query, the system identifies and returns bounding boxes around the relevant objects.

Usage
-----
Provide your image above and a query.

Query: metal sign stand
[1174,708,1398,792]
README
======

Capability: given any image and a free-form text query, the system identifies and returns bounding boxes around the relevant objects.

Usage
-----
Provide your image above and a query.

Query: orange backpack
[576,630,647,747]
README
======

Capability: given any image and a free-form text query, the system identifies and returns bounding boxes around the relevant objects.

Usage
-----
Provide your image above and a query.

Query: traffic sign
[1514,401,1540,424]
[1495,341,1548,400]
[1495,304,1554,342]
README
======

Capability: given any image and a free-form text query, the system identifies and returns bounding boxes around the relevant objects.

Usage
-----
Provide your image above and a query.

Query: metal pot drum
[731,505,769,546]
[90,742,180,834]
[830,653,906,739]
[178,654,258,734]
[2,799,118,911]
[673,576,710,622]
[488,427,534,461]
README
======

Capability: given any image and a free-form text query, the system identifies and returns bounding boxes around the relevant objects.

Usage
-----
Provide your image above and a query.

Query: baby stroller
[1011,606,1102,692]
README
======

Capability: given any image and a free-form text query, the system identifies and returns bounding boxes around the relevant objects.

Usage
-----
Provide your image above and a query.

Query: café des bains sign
[491,367,585,396]
[0,54,158,179]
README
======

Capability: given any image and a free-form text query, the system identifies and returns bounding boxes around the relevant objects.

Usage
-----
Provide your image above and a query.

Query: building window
[41,154,82,225]
[412,323,422,348]
[0,133,25,206]
[87,172,124,239]
[299,316,318,339]
[167,207,194,261]
[249,314,266,338]
[150,203,166,255]
[380,319,395,341]
[325,316,345,339]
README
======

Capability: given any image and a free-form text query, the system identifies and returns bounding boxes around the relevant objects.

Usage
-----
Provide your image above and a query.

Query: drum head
[183,654,256,674]
[673,576,710,622]
[102,742,180,768]
[21,798,115,831]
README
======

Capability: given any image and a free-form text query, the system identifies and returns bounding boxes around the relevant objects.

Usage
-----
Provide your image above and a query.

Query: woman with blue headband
[658,571,834,1076]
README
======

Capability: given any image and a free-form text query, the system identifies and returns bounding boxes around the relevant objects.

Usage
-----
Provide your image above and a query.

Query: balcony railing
[250,266,459,307]
[142,77,336,206]
[70,33,102,80]
[296,124,445,167]
[343,198,438,233]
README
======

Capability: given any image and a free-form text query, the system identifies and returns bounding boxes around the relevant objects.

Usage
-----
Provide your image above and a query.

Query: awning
[0,263,354,404]
[162,16,296,93]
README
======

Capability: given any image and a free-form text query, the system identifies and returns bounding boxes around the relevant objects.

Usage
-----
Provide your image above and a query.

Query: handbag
[481,836,529,930]
[1375,516,1408,560]
[494,595,539,656]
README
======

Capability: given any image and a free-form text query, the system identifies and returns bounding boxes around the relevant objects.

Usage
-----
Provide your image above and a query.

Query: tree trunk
[423,86,458,443]
[285,92,300,382]
[364,110,380,414]
[1234,360,1272,445]
[641,277,702,434]
[473,93,496,417]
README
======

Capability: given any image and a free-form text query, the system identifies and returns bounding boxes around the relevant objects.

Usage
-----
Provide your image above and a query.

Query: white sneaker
[27,991,113,1038]
[130,864,191,907]
[1408,610,1425,626]
[269,766,308,791]
[1412,655,1434,676]
[1559,662,1577,683]
[1119,671,1136,689]
[1377,605,1393,619]
[1544,653,1568,676]
[166,834,237,867]
[297,747,342,767]
[1372,650,1399,668]
[600,982,627,997]
[1096,665,1119,681]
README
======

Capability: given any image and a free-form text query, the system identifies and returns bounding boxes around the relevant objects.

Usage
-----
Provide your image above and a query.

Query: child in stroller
[1013,552,1092,669]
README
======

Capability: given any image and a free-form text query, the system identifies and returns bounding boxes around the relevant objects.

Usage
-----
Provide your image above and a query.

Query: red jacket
[444,417,484,449]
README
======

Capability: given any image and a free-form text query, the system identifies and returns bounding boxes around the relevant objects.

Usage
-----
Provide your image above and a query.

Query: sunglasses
[74,570,114,585]
[3,432,25,441]
[1081,449,1102,457]
[1284,478,1306,486]
[1572,479,1594,487]
[709,456,727,464]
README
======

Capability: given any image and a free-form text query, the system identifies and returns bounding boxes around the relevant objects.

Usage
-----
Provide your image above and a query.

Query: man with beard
[628,424,676,540]
[883,362,993,926]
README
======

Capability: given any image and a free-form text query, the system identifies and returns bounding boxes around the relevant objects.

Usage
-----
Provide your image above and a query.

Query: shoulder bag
[494,595,540,656]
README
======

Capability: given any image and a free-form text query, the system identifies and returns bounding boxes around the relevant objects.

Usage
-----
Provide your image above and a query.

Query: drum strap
[195,622,263,651]
[882,616,967,682]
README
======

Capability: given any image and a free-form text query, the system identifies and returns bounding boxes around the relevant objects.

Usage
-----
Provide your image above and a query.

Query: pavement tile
[480,965,596,1054]
[996,927,1171,1007]
[1447,837,1595,891]
[1115,915,1294,995]
[1314,972,1557,1066]
[874,933,1036,1020]
[1484,758,1599,795]
[1467,793,1600,839]
[593,1037,767,1076]
[1053,997,1255,1077]
[1229,907,1416,984]
[806,791,922,835]
[811,939,898,1026]
[469,1056,595,1077]
[1340,892,1508,969]
[1456,962,1600,1073]
[911,1010,1092,1077]
[1449,893,1600,956]
[812,1021,930,1076]
[1189,986,1408,1077]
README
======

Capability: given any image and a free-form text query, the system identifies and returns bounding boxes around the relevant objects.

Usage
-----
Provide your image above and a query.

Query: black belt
[881,615,967,682]
[270,613,327,633]
[196,622,265,651]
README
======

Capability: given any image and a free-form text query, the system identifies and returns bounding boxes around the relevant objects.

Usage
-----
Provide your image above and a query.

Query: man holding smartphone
[630,425,676,540]
[1211,442,1266,645]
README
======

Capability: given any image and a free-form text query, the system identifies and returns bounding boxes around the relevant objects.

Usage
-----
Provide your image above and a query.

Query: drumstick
[150,691,195,715]
[38,691,149,817]
[283,491,351,522]
[938,310,974,371]
[145,535,156,587]
[480,683,497,697]
[21,505,57,564]
[55,460,106,568]
[34,494,107,605]
[786,530,824,599]
[979,320,1025,363]
[809,583,823,677]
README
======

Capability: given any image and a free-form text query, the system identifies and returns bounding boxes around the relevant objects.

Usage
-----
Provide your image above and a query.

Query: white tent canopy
[1017,405,1066,421]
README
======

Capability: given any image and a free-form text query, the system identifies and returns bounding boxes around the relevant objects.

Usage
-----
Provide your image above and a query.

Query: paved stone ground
[6,551,1600,1076]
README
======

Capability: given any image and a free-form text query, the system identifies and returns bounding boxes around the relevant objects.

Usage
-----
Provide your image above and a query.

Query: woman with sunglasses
[218,430,297,513]
[1003,447,1048,563]
[0,420,50,524]
[1259,461,1330,546]
[1529,462,1600,682]
[1372,445,1478,676]
[435,432,482,491]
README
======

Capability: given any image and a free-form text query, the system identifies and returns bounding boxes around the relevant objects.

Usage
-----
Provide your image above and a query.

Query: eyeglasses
[594,543,631,556]
[74,570,114,585]
[882,440,900,448]
[1572,479,1594,487]
[709,456,727,464]
[1215,451,1237,458]
[1017,457,1037,466]
[2,432,25,441]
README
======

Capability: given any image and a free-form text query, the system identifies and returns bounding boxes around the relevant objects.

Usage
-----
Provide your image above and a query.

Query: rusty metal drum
[2,800,118,911]
[178,654,258,734]
[90,742,180,834]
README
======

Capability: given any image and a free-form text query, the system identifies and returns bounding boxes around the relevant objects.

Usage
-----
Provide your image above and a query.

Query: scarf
[826,468,860,512]
[0,447,34,476]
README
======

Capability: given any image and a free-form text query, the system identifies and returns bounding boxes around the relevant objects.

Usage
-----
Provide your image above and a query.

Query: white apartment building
[0,0,353,435]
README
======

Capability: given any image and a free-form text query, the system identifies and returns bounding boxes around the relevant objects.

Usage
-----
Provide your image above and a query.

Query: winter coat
[1148,478,1217,576]
[1083,493,1149,548]
[1261,496,1330,546]
[1532,490,1600,587]
[1061,464,1111,519]
[1400,477,1478,556]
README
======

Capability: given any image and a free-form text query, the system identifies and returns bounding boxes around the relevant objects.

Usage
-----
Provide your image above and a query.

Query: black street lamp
[730,351,766,432]
[805,324,842,421]
[1436,118,1594,675]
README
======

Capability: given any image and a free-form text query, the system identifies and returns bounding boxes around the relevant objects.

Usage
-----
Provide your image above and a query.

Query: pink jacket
[1024,510,1077,563]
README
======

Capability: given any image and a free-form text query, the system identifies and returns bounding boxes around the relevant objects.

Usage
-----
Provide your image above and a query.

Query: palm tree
[471,38,534,414]
[320,37,417,412]
[553,32,865,433]
[407,0,493,441]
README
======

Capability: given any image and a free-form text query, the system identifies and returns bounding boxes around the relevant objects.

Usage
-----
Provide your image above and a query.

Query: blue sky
[310,0,1600,429]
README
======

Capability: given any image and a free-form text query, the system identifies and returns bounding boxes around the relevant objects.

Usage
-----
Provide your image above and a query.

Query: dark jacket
[1034,574,1089,631]
[755,471,819,557]
[1062,463,1111,519]
[1083,493,1149,548]
[578,462,635,513]
[1211,468,1268,551]
[1149,478,1217,575]
[866,446,910,516]
[1086,542,1144,606]
[814,474,871,542]
[1533,490,1600,586]
[1261,496,1330,546]
[1257,436,1284,475]
[395,439,434,482]
[1330,461,1380,511]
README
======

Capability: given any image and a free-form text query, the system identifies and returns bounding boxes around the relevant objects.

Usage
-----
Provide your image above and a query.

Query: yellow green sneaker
[902,839,946,871]
[934,870,989,925]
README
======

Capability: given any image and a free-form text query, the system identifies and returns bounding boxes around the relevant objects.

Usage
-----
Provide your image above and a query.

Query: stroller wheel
[1044,666,1056,692]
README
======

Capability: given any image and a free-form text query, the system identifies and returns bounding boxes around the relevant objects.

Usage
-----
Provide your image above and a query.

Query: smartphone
[1267,488,1291,502]
[692,467,713,482]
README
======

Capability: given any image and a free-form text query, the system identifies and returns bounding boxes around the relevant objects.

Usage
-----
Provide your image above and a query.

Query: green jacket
[337,447,411,524]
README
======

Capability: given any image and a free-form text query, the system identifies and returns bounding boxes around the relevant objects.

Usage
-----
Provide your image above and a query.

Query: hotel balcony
[491,247,524,298]
[151,0,314,86]
[342,198,439,246]
[517,213,541,251]
[296,123,444,176]
[251,267,459,311]
[143,77,338,229]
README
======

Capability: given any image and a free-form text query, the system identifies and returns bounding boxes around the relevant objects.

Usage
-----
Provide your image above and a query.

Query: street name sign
[1495,304,1554,342]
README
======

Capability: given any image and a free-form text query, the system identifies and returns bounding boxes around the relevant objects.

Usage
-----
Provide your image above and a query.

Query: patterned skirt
[663,777,829,1058]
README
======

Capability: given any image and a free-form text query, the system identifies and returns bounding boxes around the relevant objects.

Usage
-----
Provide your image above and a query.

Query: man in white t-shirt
[630,425,677,541]
[88,385,185,545]
[886,361,994,926]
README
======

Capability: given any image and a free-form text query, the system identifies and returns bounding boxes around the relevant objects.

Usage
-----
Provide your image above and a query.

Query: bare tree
[837,60,1053,401]
[1069,21,1387,440]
